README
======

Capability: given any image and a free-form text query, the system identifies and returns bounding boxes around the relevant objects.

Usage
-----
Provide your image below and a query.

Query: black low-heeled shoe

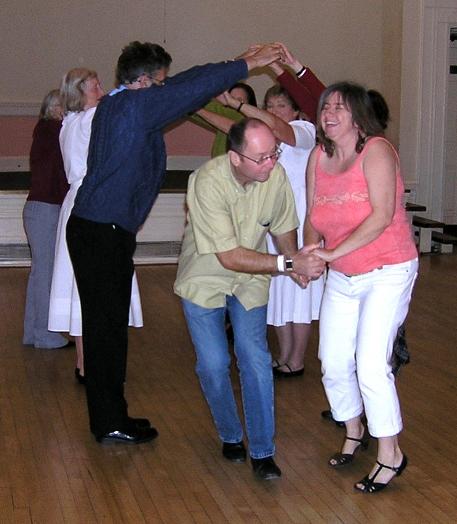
[75,368,86,385]
[273,363,304,378]
[328,432,369,468]
[354,454,408,493]
[272,359,281,370]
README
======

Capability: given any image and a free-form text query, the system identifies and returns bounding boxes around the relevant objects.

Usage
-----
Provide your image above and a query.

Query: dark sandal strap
[367,460,397,485]
[375,460,397,472]
[346,435,365,444]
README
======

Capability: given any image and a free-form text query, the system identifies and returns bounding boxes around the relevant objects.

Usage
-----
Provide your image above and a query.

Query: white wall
[0,1,401,138]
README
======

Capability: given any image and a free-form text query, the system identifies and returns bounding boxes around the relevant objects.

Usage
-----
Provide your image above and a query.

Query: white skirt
[266,180,324,326]
[48,183,143,336]
[267,272,324,326]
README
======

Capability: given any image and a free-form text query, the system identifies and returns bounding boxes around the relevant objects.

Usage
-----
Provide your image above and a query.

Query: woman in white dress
[48,68,143,383]
[191,85,324,376]
[260,85,324,377]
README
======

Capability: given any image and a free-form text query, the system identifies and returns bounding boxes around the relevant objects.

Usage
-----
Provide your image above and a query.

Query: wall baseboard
[0,155,209,173]
[0,156,29,172]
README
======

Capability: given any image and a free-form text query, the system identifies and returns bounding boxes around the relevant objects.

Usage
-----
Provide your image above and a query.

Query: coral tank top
[310,137,417,275]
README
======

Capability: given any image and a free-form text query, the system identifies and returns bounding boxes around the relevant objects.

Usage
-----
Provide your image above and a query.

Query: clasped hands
[238,42,301,71]
[288,244,333,288]
[238,42,287,70]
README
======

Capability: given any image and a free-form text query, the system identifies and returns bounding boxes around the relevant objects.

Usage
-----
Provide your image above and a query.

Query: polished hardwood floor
[0,253,456,523]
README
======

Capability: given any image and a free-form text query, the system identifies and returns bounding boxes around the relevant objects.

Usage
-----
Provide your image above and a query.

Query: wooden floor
[0,254,456,523]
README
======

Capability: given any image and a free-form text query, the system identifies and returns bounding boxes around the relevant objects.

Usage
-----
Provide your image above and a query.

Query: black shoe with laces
[96,425,158,444]
[251,457,281,480]
[222,441,246,462]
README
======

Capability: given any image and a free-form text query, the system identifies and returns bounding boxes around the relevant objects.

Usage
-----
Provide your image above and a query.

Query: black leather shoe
[222,441,246,462]
[251,457,282,480]
[128,416,151,429]
[96,425,158,444]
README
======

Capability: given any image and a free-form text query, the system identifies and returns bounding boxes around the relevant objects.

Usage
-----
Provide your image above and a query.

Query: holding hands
[276,42,304,74]
[289,244,326,287]
[266,42,305,76]
[311,247,338,263]
[239,43,285,71]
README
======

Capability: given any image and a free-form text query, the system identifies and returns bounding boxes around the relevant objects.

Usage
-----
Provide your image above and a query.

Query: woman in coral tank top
[304,82,418,493]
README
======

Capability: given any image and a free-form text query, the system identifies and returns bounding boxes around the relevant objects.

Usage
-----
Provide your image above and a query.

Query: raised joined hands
[238,43,285,71]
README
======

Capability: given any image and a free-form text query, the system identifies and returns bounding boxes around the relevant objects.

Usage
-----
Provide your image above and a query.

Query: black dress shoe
[128,416,151,429]
[222,441,246,462]
[251,457,282,480]
[96,425,158,444]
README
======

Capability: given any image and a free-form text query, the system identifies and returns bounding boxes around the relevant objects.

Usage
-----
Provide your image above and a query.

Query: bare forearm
[275,230,298,256]
[330,214,392,261]
[196,108,234,134]
[216,230,297,274]
[216,247,280,274]
[231,101,295,145]
[303,216,322,246]
[239,103,276,128]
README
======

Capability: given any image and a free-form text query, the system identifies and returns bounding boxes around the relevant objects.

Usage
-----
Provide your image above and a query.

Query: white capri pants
[319,258,418,438]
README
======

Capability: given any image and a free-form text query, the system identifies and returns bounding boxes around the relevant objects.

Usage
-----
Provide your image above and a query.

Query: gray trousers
[23,201,68,348]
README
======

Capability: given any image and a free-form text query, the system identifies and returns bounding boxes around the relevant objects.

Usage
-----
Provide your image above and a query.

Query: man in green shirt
[174,118,324,480]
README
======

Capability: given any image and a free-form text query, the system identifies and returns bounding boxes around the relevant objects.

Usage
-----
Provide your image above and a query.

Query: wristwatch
[285,258,294,272]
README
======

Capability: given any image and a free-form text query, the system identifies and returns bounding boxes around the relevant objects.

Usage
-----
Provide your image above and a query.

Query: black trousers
[66,214,136,436]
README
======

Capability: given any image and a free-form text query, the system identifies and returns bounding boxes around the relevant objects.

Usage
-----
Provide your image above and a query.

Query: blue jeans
[182,296,275,459]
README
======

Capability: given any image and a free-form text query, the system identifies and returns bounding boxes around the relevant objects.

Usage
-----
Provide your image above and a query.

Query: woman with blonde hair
[23,89,71,349]
[48,68,143,383]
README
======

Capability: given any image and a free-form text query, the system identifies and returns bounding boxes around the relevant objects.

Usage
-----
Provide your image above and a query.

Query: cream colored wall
[0,0,403,155]
[381,0,403,145]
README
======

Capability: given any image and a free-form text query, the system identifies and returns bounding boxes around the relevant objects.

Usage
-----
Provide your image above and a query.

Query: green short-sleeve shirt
[174,154,298,310]
[189,100,244,158]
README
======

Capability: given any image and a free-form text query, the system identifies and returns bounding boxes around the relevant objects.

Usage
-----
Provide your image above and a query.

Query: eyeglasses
[234,147,282,165]
[133,73,165,86]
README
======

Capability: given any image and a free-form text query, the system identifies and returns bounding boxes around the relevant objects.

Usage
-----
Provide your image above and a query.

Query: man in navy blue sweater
[66,41,283,445]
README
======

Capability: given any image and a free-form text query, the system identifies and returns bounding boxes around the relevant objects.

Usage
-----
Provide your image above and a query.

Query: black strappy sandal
[328,433,369,468]
[272,359,281,369]
[354,454,408,493]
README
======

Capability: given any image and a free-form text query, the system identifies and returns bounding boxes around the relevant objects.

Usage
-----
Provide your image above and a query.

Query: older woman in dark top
[23,89,72,349]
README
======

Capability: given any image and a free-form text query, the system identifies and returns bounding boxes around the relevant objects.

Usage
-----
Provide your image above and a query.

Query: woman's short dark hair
[263,84,299,112]
[368,89,390,130]
[115,41,172,85]
[316,82,383,156]
[229,82,258,107]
